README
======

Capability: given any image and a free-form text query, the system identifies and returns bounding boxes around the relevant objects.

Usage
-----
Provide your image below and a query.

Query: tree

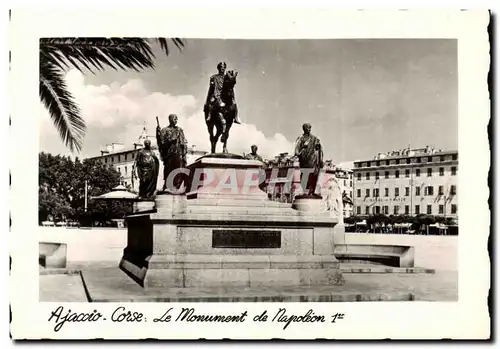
[39,152,130,224]
[39,38,184,153]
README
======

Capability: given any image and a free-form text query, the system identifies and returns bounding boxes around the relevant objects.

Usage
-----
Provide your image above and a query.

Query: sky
[39,39,457,163]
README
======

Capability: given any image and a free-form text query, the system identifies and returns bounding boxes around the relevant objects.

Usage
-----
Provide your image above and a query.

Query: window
[357,173,361,181]
[405,187,410,196]
[350,181,353,187]
[118,167,121,174]
[395,187,399,197]
[427,168,432,177]
[394,206,399,215]
[395,170,400,178]
[365,206,370,215]
[373,188,379,197]
[440,155,445,162]
[384,188,389,197]
[343,180,347,186]
[417,157,421,163]
[450,185,456,195]
[439,167,444,176]
[405,205,410,214]
[376,161,380,166]
[374,206,380,214]
[125,166,128,174]
[381,161,386,166]
[451,204,457,214]
[427,205,432,214]
[451,166,457,176]
[367,162,371,168]
[375,172,379,179]
[405,169,410,178]
[416,169,420,177]
[366,189,370,197]
[357,189,361,198]
[366,172,370,180]
[125,154,128,161]
[384,171,389,179]
[438,185,444,195]
[383,206,389,214]
[428,156,432,162]
[406,158,411,164]
[357,206,361,214]
[416,186,421,196]
[452,154,457,161]
[396,159,400,165]
[415,205,420,214]
[426,186,434,196]
[439,205,444,214]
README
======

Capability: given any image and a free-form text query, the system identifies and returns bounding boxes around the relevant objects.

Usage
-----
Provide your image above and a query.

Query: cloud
[40,69,294,159]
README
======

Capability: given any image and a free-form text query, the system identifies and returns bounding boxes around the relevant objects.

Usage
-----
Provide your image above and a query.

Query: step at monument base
[120,254,344,289]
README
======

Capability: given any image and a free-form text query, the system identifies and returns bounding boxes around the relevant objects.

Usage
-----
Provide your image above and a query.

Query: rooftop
[355,145,458,163]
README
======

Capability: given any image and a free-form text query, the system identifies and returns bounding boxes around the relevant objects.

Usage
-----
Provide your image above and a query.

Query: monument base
[120,155,345,290]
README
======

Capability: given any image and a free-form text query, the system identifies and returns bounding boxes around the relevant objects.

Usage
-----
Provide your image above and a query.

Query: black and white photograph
[9,9,490,340]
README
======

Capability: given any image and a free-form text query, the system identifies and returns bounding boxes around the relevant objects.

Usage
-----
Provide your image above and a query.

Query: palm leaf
[156,38,185,56]
[40,38,157,74]
[39,37,185,153]
[39,59,86,152]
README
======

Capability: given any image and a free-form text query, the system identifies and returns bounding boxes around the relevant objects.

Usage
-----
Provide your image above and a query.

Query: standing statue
[156,114,188,192]
[133,139,160,200]
[244,145,263,161]
[322,176,343,222]
[204,61,241,153]
[294,123,324,196]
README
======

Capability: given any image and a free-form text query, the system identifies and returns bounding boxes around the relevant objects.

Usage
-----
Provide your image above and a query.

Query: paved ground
[39,263,457,302]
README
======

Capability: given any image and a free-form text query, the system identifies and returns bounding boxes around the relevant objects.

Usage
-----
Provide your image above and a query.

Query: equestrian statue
[203,61,241,154]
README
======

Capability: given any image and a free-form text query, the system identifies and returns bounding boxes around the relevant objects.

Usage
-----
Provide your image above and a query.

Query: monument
[156,114,188,192]
[119,64,345,292]
[204,62,240,154]
[244,144,264,162]
[133,139,159,200]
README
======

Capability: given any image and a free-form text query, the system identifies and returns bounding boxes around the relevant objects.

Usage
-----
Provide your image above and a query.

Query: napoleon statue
[156,114,188,191]
[203,62,241,153]
[133,139,160,200]
[294,123,324,197]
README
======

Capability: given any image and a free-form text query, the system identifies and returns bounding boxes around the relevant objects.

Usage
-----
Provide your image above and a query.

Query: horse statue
[204,70,239,153]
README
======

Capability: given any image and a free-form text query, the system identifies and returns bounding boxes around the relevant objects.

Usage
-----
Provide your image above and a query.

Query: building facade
[353,146,458,219]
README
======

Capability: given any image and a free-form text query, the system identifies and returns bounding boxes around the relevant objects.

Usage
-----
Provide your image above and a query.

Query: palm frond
[40,38,157,74]
[39,37,185,153]
[39,60,86,152]
[155,38,185,56]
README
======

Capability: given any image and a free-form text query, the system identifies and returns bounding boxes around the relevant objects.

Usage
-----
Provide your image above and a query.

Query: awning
[91,185,138,201]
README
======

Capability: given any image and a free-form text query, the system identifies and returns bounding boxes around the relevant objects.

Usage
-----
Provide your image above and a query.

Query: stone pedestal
[120,154,345,289]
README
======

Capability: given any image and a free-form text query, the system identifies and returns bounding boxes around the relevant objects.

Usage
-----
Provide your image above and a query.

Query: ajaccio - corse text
[48,306,145,332]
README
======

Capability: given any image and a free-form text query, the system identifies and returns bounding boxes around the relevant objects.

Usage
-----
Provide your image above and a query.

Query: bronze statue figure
[294,123,324,196]
[133,139,160,200]
[244,144,263,162]
[204,62,241,153]
[156,114,188,191]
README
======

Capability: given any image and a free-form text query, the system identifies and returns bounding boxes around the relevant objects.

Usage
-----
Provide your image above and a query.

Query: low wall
[39,227,127,263]
[38,228,458,271]
[345,233,458,271]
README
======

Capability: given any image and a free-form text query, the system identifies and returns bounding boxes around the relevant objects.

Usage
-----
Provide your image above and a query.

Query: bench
[39,242,67,268]
[334,244,414,268]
